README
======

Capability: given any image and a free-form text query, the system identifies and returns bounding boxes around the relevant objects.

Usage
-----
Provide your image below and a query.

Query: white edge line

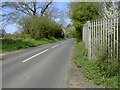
[52,44,60,48]
[22,49,48,63]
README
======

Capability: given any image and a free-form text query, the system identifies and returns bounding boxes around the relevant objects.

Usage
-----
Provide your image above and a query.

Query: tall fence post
[118,16,120,89]
[117,17,120,61]
[87,21,91,59]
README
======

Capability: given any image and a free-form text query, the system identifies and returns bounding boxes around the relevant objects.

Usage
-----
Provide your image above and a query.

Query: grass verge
[1,37,60,53]
[73,41,118,88]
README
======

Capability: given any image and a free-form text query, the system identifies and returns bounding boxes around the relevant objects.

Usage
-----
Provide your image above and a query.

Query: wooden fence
[83,17,119,60]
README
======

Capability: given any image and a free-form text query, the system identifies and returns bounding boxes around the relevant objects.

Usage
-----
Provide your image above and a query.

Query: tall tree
[69,2,101,39]
[1,1,53,24]
[69,2,101,24]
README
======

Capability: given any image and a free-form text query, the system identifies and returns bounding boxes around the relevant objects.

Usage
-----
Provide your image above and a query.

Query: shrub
[96,49,118,77]
[11,33,32,40]
[1,38,59,52]
[21,16,64,39]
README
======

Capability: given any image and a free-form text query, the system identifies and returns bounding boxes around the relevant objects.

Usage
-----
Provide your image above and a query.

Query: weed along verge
[73,41,118,88]
[1,37,61,53]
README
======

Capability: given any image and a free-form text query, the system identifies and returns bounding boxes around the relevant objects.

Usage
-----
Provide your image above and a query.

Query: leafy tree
[69,2,101,40]
[65,24,76,38]
[21,16,63,39]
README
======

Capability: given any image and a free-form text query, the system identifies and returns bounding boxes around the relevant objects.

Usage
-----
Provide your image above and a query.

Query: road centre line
[22,41,67,63]
[51,44,60,48]
[22,49,48,63]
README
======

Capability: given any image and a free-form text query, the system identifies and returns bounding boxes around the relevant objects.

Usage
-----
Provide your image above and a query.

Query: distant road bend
[2,39,74,88]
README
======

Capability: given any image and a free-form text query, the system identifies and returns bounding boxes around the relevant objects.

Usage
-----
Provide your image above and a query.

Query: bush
[21,16,64,39]
[96,50,118,77]
[11,33,32,40]
[2,39,34,52]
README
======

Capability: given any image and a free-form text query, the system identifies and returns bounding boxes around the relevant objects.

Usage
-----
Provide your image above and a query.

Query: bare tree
[1,1,53,24]
[41,1,52,16]
[0,28,6,37]
[44,6,59,20]
[57,10,67,27]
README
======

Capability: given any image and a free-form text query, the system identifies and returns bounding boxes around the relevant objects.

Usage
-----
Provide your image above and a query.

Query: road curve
[2,39,74,88]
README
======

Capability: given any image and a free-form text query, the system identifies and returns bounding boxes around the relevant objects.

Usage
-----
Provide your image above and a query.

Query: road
[2,39,74,88]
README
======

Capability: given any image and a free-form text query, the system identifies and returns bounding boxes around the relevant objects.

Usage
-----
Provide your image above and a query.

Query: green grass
[73,41,118,88]
[1,37,60,53]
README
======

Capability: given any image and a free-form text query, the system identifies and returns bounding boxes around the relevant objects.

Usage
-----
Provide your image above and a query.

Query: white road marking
[52,44,60,48]
[22,49,48,63]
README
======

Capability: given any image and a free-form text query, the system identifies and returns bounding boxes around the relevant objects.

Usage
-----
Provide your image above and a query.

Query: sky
[4,2,72,34]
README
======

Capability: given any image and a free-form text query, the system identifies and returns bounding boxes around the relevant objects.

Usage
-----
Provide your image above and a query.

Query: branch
[20,2,34,13]
[41,0,53,16]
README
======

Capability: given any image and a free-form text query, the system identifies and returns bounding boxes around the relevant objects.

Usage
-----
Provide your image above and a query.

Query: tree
[99,2,119,19]
[43,5,59,20]
[0,28,6,38]
[118,1,120,12]
[1,1,53,24]
[69,2,101,24]
[69,2,101,40]
[65,24,76,38]
[57,10,67,27]
[1,1,66,39]
[21,16,63,39]
[41,1,52,16]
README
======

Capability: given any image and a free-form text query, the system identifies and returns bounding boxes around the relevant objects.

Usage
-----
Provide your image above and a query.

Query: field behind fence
[83,17,119,60]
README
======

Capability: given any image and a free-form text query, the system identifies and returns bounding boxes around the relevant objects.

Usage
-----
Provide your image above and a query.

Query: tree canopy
[69,2,101,40]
